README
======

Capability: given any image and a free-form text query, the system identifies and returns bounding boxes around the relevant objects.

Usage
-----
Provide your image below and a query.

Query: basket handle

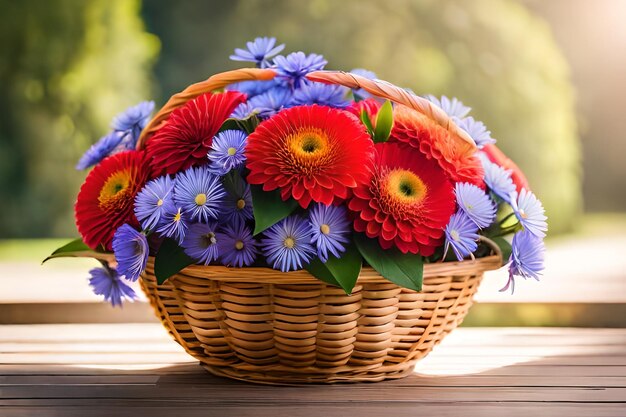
[137,68,476,153]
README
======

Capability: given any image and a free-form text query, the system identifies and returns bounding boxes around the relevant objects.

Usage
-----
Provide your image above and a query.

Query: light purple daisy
[112,224,149,281]
[112,101,155,148]
[274,52,327,88]
[501,230,546,293]
[455,182,497,229]
[444,212,480,261]
[208,130,247,174]
[156,202,189,244]
[458,116,496,148]
[134,175,175,231]
[477,152,516,203]
[221,177,253,223]
[75,131,124,170]
[182,222,220,265]
[248,87,292,118]
[510,189,548,238]
[308,203,351,263]
[217,220,259,267]
[88,266,137,307]
[230,102,255,120]
[261,215,316,272]
[230,37,285,68]
[426,95,471,120]
[290,81,350,108]
[173,165,225,223]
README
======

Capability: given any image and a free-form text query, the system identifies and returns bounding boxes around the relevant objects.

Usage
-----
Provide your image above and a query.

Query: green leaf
[360,109,374,137]
[354,233,423,291]
[154,238,195,285]
[222,169,244,196]
[491,236,513,262]
[218,115,260,135]
[43,238,97,264]
[250,185,298,236]
[305,242,362,294]
[373,100,393,143]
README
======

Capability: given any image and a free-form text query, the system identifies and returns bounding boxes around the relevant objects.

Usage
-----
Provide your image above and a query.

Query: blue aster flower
[75,131,124,170]
[217,220,259,267]
[230,102,255,120]
[112,101,155,149]
[458,116,496,148]
[290,81,350,108]
[510,189,548,238]
[455,183,497,229]
[274,52,327,88]
[208,130,247,174]
[221,176,253,223]
[227,79,281,98]
[173,165,225,223]
[444,212,480,261]
[477,152,516,203]
[88,266,137,307]
[308,203,351,263]
[134,176,175,231]
[501,230,545,293]
[426,95,471,120]
[112,224,149,281]
[156,202,189,244]
[261,215,316,272]
[248,87,292,118]
[230,37,285,68]
[350,68,377,99]
[182,222,220,265]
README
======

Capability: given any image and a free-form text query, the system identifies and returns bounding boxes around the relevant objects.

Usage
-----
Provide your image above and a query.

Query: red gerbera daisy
[346,98,382,120]
[482,144,530,192]
[75,151,151,250]
[348,141,455,255]
[146,91,246,175]
[390,105,484,188]
[246,105,375,208]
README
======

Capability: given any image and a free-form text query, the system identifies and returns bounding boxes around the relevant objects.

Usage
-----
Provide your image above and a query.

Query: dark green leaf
[354,233,423,291]
[373,100,393,143]
[221,169,244,196]
[218,115,260,135]
[43,238,94,263]
[360,109,374,137]
[305,242,362,294]
[305,258,342,288]
[154,238,195,285]
[491,236,512,262]
[250,185,298,236]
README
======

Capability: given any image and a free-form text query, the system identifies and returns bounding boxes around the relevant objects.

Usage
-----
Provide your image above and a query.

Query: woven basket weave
[135,68,502,383]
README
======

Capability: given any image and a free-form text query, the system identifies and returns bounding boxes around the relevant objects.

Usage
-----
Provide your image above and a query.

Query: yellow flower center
[173,209,182,222]
[99,170,131,208]
[284,237,295,249]
[195,193,207,206]
[227,147,237,156]
[285,128,332,173]
[236,198,246,210]
[235,240,244,250]
[450,230,460,242]
[157,199,164,207]
[386,169,427,205]
[320,224,331,235]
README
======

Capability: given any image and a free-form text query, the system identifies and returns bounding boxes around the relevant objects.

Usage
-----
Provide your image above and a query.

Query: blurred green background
[1,0,623,239]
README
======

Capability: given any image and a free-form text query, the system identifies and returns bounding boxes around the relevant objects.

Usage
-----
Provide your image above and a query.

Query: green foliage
[250,185,298,235]
[305,242,362,294]
[0,0,158,238]
[373,101,393,143]
[143,0,581,234]
[42,238,91,263]
[154,238,194,284]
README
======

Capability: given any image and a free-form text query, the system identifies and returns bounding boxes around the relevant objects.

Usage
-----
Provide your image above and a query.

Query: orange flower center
[99,170,132,210]
[385,169,427,205]
[284,128,332,174]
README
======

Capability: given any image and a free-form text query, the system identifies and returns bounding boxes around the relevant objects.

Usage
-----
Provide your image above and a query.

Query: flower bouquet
[47,37,547,383]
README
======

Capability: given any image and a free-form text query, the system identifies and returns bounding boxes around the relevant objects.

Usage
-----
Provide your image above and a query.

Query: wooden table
[1,324,625,416]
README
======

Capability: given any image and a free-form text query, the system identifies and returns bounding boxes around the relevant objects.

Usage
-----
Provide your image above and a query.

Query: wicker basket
[135,68,502,384]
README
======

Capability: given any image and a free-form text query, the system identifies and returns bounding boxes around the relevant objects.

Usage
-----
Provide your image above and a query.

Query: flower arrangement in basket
[47,38,547,383]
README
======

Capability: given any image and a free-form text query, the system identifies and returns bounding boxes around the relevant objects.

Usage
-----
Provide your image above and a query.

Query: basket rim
[144,254,502,285]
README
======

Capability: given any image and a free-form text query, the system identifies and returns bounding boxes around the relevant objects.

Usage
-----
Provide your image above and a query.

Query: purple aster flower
[290,81,350,108]
[274,52,327,88]
[75,131,124,170]
[173,165,225,223]
[261,215,316,272]
[230,37,285,68]
[455,182,497,229]
[248,87,292,118]
[208,130,247,174]
[112,224,149,281]
[230,102,255,120]
[112,101,155,149]
[308,203,351,263]
[444,212,480,261]
[182,222,220,265]
[426,95,471,120]
[221,177,253,223]
[88,266,137,307]
[510,189,548,238]
[458,116,496,149]
[477,152,516,203]
[217,220,259,267]
[156,202,189,244]
[134,175,174,231]
[501,230,546,293]
[227,79,281,98]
